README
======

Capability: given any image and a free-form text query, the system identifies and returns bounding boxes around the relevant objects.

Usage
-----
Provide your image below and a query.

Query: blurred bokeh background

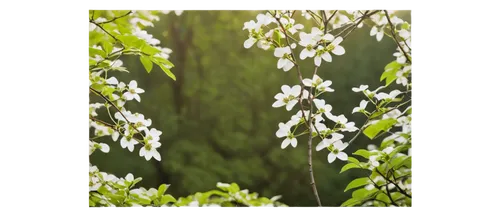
[90,10,411,206]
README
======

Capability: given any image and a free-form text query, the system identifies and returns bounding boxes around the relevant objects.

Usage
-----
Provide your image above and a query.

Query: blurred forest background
[90,10,411,206]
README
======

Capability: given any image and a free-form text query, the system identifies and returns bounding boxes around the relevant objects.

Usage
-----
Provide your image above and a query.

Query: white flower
[396,70,408,86]
[375,90,401,101]
[144,128,162,143]
[133,30,160,45]
[367,144,377,151]
[276,122,297,149]
[298,32,317,60]
[243,37,257,49]
[368,155,380,169]
[130,17,154,27]
[89,103,104,117]
[303,75,334,92]
[114,110,136,122]
[313,99,336,121]
[188,201,199,207]
[393,51,407,64]
[272,85,301,111]
[280,17,303,35]
[256,40,272,50]
[314,45,332,66]
[243,20,258,31]
[98,143,110,153]
[125,173,134,182]
[256,13,274,27]
[139,141,161,161]
[370,26,384,42]
[316,133,344,151]
[382,147,394,155]
[352,85,368,92]
[123,80,145,102]
[274,47,294,71]
[312,121,329,135]
[332,115,358,132]
[327,141,348,163]
[328,13,350,28]
[352,100,368,114]
[106,77,118,85]
[135,114,152,131]
[399,29,410,40]
[328,36,346,56]
[120,136,139,152]
[290,110,323,126]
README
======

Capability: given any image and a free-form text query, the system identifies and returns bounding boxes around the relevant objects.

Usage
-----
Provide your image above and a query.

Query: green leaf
[89,200,96,207]
[391,156,409,170]
[157,184,168,197]
[352,149,371,159]
[141,44,161,55]
[348,157,360,164]
[101,87,115,97]
[363,118,397,139]
[401,22,410,30]
[344,177,370,192]
[380,138,395,149]
[152,56,175,68]
[228,183,240,193]
[352,187,378,199]
[140,55,153,73]
[89,47,106,58]
[340,163,361,173]
[380,61,402,86]
[159,63,176,80]
[160,194,177,205]
[101,41,113,55]
[340,198,361,207]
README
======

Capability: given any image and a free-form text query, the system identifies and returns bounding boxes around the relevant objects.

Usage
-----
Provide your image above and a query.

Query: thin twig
[375,168,412,199]
[341,10,372,39]
[89,87,145,138]
[95,11,133,25]
[325,10,337,26]
[384,10,411,64]
[385,184,398,206]
[307,66,322,206]
[272,11,311,128]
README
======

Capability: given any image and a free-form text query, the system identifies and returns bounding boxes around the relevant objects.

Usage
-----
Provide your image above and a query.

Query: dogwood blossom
[327,141,348,163]
[139,141,161,161]
[314,45,331,66]
[124,80,145,102]
[352,85,368,92]
[327,36,346,56]
[316,133,344,151]
[275,122,297,149]
[332,114,358,132]
[352,100,368,114]
[302,75,334,92]
[279,17,304,35]
[313,99,336,121]
[120,136,139,152]
[299,32,317,60]
[374,90,401,101]
[274,47,294,71]
[272,85,302,111]
[370,26,384,42]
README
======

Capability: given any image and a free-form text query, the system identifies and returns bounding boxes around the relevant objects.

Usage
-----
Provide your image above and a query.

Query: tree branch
[375,168,412,199]
[95,11,133,25]
[89,87,145,138]
[383,10,411,64]
[272,11,311,128]
[307,66,322,206]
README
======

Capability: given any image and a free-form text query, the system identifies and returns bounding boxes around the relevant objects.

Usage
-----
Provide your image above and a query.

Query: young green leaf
[160,194,177,205]
[352,149,371,159]
[159,63,176,80]
[140,55,153,73]
[340,163,361,173]
[340,198,361,207]
[344,177,370,192]
[363,118,397,139]
[348,157,360,164]
[157,184,168,197]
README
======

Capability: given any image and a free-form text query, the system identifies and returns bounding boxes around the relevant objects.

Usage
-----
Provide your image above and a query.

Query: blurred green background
[90,10,410,206]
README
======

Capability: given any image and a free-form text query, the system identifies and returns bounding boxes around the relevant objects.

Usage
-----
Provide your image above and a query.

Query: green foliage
[90,10,412,207]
